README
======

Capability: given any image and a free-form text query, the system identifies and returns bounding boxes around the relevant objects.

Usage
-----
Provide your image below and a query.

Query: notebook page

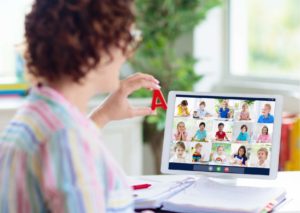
[163,177,286,213]
[134,177,195,209]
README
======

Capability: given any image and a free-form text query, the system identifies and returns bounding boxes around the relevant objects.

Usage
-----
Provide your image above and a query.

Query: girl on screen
[239,102,251,120]
[257,126,271,143]
[211,145,227,164]
[170,141,187,163]
[231,145,248,166]
[174,121,188,141]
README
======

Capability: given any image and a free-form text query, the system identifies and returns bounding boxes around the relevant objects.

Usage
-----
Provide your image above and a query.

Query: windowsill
[0,76,26,84]
[210,75,300,113]
[0,97,25,110]
[221,76,300,98]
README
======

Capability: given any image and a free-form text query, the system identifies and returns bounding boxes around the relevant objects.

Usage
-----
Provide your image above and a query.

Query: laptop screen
[168,94,276,176]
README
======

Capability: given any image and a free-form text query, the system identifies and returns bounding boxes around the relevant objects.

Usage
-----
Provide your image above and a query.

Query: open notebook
[133,177,195,209]
[133,177,286,213]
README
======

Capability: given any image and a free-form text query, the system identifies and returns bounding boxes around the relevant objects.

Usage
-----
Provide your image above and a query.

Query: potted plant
[130,0,222,173]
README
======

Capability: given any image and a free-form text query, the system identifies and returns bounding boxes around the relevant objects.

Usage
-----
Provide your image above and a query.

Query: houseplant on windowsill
[130,0,222,173]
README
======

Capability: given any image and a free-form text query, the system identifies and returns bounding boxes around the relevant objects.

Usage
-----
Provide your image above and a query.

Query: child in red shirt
[215,122,229,141]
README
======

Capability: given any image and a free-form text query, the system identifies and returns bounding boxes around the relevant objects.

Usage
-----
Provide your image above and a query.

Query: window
[0,0,32,81]
[229,0,300,82]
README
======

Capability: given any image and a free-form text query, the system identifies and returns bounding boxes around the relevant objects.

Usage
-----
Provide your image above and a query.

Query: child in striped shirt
[0,0,160,212]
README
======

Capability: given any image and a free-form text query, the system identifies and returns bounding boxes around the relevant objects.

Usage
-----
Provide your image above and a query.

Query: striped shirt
[0,85,134,213]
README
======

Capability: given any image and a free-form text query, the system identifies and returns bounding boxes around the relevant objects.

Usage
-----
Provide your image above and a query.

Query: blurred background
[0,0,299,175]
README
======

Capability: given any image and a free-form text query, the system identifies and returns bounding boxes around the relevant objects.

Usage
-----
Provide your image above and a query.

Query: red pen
[132,183,152,190]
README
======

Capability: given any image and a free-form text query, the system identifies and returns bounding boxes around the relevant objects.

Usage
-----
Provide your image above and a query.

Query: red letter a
[151,90,167,111]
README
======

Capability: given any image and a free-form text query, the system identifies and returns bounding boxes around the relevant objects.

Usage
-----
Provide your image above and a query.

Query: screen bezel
[161,91,282,179]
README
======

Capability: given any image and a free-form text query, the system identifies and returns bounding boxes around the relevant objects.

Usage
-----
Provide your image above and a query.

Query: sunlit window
[0,0,32,81]
[229,0,300,81]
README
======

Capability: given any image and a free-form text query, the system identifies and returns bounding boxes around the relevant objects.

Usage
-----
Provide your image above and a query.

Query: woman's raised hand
[90,73,160,128]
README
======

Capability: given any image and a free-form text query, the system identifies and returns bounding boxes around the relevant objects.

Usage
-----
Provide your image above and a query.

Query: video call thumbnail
[169,96,275,169]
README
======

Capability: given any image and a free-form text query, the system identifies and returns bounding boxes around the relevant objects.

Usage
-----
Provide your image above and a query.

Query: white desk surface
[136,171,300,212]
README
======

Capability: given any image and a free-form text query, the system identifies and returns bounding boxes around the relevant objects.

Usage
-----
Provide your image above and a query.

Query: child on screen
[236,124,250,143]
[192,122,207,142]
[252,147,269,168]
[170,141,186,163]
[193,111,199,118]
[215,122,229,141]
[173,121,188,141]
[257,103,274,123]
[239,103,251,120]
[257,126,271,143]
[192,143,204,162]
[231,145,248,166]
[211,145,227,163]
[218,100,230,119]
[177,100,190,116]
[196,101,211,119]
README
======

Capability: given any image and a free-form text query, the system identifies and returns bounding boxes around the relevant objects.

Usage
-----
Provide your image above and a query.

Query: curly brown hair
[25,0,135,83]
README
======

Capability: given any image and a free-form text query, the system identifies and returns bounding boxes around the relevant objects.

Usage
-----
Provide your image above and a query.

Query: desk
[136,171,300,212]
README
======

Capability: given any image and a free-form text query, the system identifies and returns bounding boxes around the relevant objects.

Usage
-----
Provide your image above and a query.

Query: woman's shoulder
[0,112,44,153]
[2,101,101,152]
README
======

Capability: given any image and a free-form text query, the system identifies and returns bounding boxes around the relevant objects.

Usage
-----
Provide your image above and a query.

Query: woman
[0,0,159,212]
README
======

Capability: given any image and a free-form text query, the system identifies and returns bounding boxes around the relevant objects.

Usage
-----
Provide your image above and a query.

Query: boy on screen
[219,100,230,119]
[215,123,229,141]
[192,122,207,142]
[258,103,274,123]
[252,147,269,168]
[192,143,204,162]
[177,100,190,116]
[236,124,250,143]
[196,101,211,119]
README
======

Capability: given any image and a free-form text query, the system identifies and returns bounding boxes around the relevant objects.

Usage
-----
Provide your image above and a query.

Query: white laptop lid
[161,91,282,179]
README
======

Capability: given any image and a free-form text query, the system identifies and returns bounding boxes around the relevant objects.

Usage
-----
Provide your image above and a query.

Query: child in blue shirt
[192,122,207,142]
[257,103,274,123]
[236,124,250,142]
[231,145,248,166]
[219,100,230,119]
[196,101,212,119]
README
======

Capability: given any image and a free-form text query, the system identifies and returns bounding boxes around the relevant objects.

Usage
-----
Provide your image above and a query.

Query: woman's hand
[89,73,160,128]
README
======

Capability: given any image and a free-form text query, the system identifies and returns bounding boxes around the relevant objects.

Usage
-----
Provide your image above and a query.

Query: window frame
[223,0,300,90]
[0,0,32,83]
